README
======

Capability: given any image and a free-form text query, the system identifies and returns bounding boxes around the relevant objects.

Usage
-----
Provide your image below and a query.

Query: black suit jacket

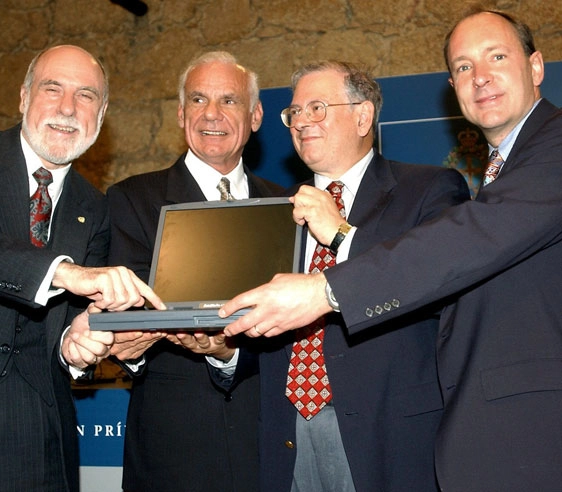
[107,155,282,492]
[0,124,109,491]
[259,152,470,492]
[327,100,562,491]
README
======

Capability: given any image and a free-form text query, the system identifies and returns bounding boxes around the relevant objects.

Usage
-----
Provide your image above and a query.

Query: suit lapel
[0,126,33,242]
[246,166,269,198]
[347,154,395,256]
[49,170,94,259]
[165,155,206,204]
[502,99,559,174]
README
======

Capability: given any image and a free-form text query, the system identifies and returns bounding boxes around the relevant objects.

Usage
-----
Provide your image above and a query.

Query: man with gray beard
[0,45,164,492]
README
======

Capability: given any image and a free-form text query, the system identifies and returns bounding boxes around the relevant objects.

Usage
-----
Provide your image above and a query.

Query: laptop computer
[89,197,301,331]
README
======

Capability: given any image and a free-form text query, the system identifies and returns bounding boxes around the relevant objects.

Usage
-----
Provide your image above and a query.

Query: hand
[291,185,345,246]
[165,331,236,362]
[110,330,166,361]
[52,262,166,311]
[221,272,332,338]
[61,304,114,370]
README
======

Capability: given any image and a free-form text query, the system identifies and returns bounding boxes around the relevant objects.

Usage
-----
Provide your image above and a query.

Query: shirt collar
[494,98,542,160]
[184,150,248,200]
[21,131,71,206]
[313,148,373,213]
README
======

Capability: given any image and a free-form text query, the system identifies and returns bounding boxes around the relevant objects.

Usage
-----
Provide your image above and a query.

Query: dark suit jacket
[106,155,282,492]
[259,152,470,492]
[326,100,562,492]
[0,124,109,492]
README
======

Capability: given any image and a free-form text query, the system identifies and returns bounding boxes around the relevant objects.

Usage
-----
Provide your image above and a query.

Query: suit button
[224,393,232,402]
[284,440,295,449]
[1,344,11,354]
[1,370,6,377]
[365,308,374,317]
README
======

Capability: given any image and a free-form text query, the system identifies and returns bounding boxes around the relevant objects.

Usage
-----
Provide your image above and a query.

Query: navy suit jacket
[259,152,469,492]
[0,124,109,491]
[107,155,281,492]
[327,100,562,491]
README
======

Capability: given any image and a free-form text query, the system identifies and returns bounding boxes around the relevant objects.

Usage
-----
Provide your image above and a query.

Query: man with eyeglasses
[239,61,469,492]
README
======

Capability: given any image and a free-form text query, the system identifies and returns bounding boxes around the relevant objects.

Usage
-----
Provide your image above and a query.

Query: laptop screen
[149,197,301,307]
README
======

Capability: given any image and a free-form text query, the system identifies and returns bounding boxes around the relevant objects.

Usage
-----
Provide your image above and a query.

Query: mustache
[45,115,83,132]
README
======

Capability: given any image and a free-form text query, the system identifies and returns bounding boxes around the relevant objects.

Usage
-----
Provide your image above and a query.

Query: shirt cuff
[35,255,74,306]
[335,226,356,263]
[206,348,239,377]
[59,325,88,380]
[123,356,147,373]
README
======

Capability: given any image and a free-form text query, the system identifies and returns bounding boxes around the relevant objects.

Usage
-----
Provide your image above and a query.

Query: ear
[177,103,185,129]
[529,50,545,88]
[448,76,454,88]
[251,100,264,132]
[98,101,108,126]
[357,101,374,138]
[19,85,28,114]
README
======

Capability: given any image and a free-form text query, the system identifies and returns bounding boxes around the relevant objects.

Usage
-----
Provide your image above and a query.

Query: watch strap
[329,222,352,253]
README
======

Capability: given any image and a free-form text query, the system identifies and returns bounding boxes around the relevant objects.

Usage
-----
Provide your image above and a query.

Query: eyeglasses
[280,100,362,128]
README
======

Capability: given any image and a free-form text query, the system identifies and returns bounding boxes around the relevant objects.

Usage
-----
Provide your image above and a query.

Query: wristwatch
[324,281,340,312]
[329,221,353,254]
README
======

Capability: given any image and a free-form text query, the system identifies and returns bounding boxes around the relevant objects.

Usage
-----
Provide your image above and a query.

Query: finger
[88,329,115,346]
[131,275,167,310]
[87,302,102,314]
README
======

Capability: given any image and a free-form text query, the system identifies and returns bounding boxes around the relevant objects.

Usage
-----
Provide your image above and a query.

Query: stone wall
[1,0,560,191]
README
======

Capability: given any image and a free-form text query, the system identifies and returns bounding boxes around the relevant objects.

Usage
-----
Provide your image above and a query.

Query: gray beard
[21,115,101,166]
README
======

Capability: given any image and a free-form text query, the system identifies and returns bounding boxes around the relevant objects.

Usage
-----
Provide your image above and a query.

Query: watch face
[329,222,351,253]
[339,222,352,234]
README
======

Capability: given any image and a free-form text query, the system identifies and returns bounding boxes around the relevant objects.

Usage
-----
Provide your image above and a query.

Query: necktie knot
[217,177,234,201]
[33,167,53,187]
[327,180,346,219]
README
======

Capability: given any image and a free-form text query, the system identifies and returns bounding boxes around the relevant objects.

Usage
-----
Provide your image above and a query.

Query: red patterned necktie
[483,149,504,186]
[29,167,53,247]
[286,181,346,420]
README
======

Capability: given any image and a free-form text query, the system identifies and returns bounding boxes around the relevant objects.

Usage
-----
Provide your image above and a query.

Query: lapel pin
[77,216,86,223]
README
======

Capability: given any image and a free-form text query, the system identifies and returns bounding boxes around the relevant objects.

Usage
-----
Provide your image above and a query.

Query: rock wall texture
[1,0,560,190]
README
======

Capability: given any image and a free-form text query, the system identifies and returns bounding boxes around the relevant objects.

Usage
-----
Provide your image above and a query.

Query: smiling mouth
[476,93,499,104]
[201,130,227,136]
[48,123,77,134]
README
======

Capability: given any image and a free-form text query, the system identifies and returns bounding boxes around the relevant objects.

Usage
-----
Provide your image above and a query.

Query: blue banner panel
[250,61,562,194]
[74,388,129,466]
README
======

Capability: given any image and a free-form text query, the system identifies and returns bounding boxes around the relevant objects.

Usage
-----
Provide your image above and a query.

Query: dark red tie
[29,167,53,247]
[286,181,346,420]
